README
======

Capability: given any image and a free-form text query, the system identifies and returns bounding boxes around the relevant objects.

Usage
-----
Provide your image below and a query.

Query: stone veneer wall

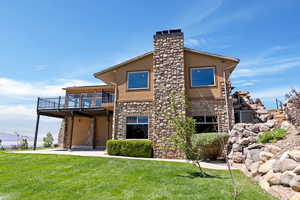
[152,31,186,159]
[114,101,154,140]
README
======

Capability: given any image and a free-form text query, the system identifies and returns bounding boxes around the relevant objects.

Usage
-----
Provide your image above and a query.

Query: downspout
[110,82,118,140]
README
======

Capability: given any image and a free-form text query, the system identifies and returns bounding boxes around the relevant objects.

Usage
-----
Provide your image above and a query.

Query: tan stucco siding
[64,115,112,148]
[95,115,112,146]
[184,51,226,99]
[116,54,154,102]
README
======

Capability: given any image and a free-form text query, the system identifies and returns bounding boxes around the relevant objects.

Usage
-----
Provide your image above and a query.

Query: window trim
[190,66,216,88]
[127,71,150,91]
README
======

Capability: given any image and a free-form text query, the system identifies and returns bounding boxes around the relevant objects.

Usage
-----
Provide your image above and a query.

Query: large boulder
[273,159,298,173]
[290,176,300,192]
[280,171,296,186]
[288,150,300,162]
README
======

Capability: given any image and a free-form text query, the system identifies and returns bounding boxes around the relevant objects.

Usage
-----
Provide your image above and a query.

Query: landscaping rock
[265,144,281,154]
[245,158,253,171]
[258,123,270,132]
[247,149,261,162]
[247,143,264,150]
[281,159,298,172]
[288,150,300,162]
[259,151,274,162]
[280,171,296,186]
[259,179,270,191]
[293,165,300,175]
[232,152,244,163]
[265,119,276,128]
[273,160,282,173]
[263,171,281,185]
[290,193,300,200]
[259,160,274,175]
[240,138,250,145]
[290,176,300,192]
[250,162,260,177]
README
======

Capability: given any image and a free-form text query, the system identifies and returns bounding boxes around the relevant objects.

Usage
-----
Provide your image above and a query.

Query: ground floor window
[126,116,148,139]
[193,115,218,133]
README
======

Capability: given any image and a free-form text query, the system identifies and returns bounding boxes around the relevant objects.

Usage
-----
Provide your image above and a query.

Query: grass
[0,152,275,200]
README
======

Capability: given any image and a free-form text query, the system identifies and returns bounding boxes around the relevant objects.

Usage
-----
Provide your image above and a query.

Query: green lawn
[0,152,275,200]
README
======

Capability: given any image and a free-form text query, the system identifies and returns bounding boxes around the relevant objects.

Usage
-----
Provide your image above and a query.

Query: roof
[93,48,239,77]
[63,84,113,90]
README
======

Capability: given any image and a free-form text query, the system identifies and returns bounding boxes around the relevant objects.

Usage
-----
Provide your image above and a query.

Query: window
[127,71,149,90]
[193,115,218,133]
[190,67,215,87]
[126,116,148,139]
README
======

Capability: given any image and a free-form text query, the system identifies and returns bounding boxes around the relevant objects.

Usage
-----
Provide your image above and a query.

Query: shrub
[258,128,287,143]
[192,133,229,160]
[43,132,54,147]
[106,140,152,158]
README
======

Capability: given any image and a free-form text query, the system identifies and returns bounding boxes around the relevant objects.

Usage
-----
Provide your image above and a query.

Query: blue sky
[0,0,300,139]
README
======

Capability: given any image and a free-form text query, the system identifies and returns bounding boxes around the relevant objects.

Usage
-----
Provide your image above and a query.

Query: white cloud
[251,86,300,100]
[185,38,199,47]
[232,79,258,87]
[0,77,101,99]
[0,77,101,137]
[232,45,300,78]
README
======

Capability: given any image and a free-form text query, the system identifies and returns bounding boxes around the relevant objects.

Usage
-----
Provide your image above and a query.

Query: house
[34,29,239,159]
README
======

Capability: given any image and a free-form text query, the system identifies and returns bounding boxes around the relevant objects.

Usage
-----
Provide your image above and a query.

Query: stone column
[152,30,186,159]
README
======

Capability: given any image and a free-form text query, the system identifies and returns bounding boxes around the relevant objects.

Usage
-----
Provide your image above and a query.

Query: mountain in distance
[0,132,34,141]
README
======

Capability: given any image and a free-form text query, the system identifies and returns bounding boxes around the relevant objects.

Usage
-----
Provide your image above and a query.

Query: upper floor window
[127,71,149,90]
[190,67,215,87]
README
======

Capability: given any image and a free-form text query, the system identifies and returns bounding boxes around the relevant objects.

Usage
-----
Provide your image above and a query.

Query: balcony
[37,92,115,118]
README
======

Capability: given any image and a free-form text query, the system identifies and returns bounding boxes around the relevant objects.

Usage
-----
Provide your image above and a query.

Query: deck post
[33,113,40,150]
[69,113,74,150]
[92,116,96,149]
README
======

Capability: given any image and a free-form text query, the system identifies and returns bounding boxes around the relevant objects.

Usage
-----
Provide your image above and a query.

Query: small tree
[168,94,208,176]
[43,132,54,148]
[20,138,29,149]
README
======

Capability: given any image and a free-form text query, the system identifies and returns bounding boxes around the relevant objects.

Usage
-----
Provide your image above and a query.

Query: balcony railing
[37,93,114,110]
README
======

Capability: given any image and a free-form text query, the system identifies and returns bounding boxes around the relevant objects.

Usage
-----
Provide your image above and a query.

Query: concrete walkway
[12,149,236,170]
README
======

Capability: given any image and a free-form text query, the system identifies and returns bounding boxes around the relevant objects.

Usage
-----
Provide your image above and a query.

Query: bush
[192,133,229,160]
[258,128,287,143]
[106,140,152,158]
[43,132,54,147]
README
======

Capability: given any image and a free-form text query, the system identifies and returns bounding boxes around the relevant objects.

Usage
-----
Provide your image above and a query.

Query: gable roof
[93,48,239,77]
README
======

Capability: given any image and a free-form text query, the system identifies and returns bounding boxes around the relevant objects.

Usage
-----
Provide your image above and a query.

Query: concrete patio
[12,149,235,170]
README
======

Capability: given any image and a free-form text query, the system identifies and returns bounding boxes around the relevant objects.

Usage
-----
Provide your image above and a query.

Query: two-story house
[34,29,239,159]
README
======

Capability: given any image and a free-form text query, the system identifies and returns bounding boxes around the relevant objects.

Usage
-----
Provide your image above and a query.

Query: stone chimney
[152,29,186,159]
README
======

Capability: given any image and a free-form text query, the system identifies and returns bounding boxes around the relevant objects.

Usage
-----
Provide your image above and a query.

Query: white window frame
[127,71,149,90]
[190,67,216,87]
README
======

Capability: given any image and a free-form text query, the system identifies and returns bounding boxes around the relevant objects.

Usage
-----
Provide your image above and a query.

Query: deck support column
[69,113,74,150]
[33,113,40,150]
[92,116,96,149]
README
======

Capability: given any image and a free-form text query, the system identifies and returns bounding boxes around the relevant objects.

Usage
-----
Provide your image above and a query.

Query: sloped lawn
[0,152,275,200]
